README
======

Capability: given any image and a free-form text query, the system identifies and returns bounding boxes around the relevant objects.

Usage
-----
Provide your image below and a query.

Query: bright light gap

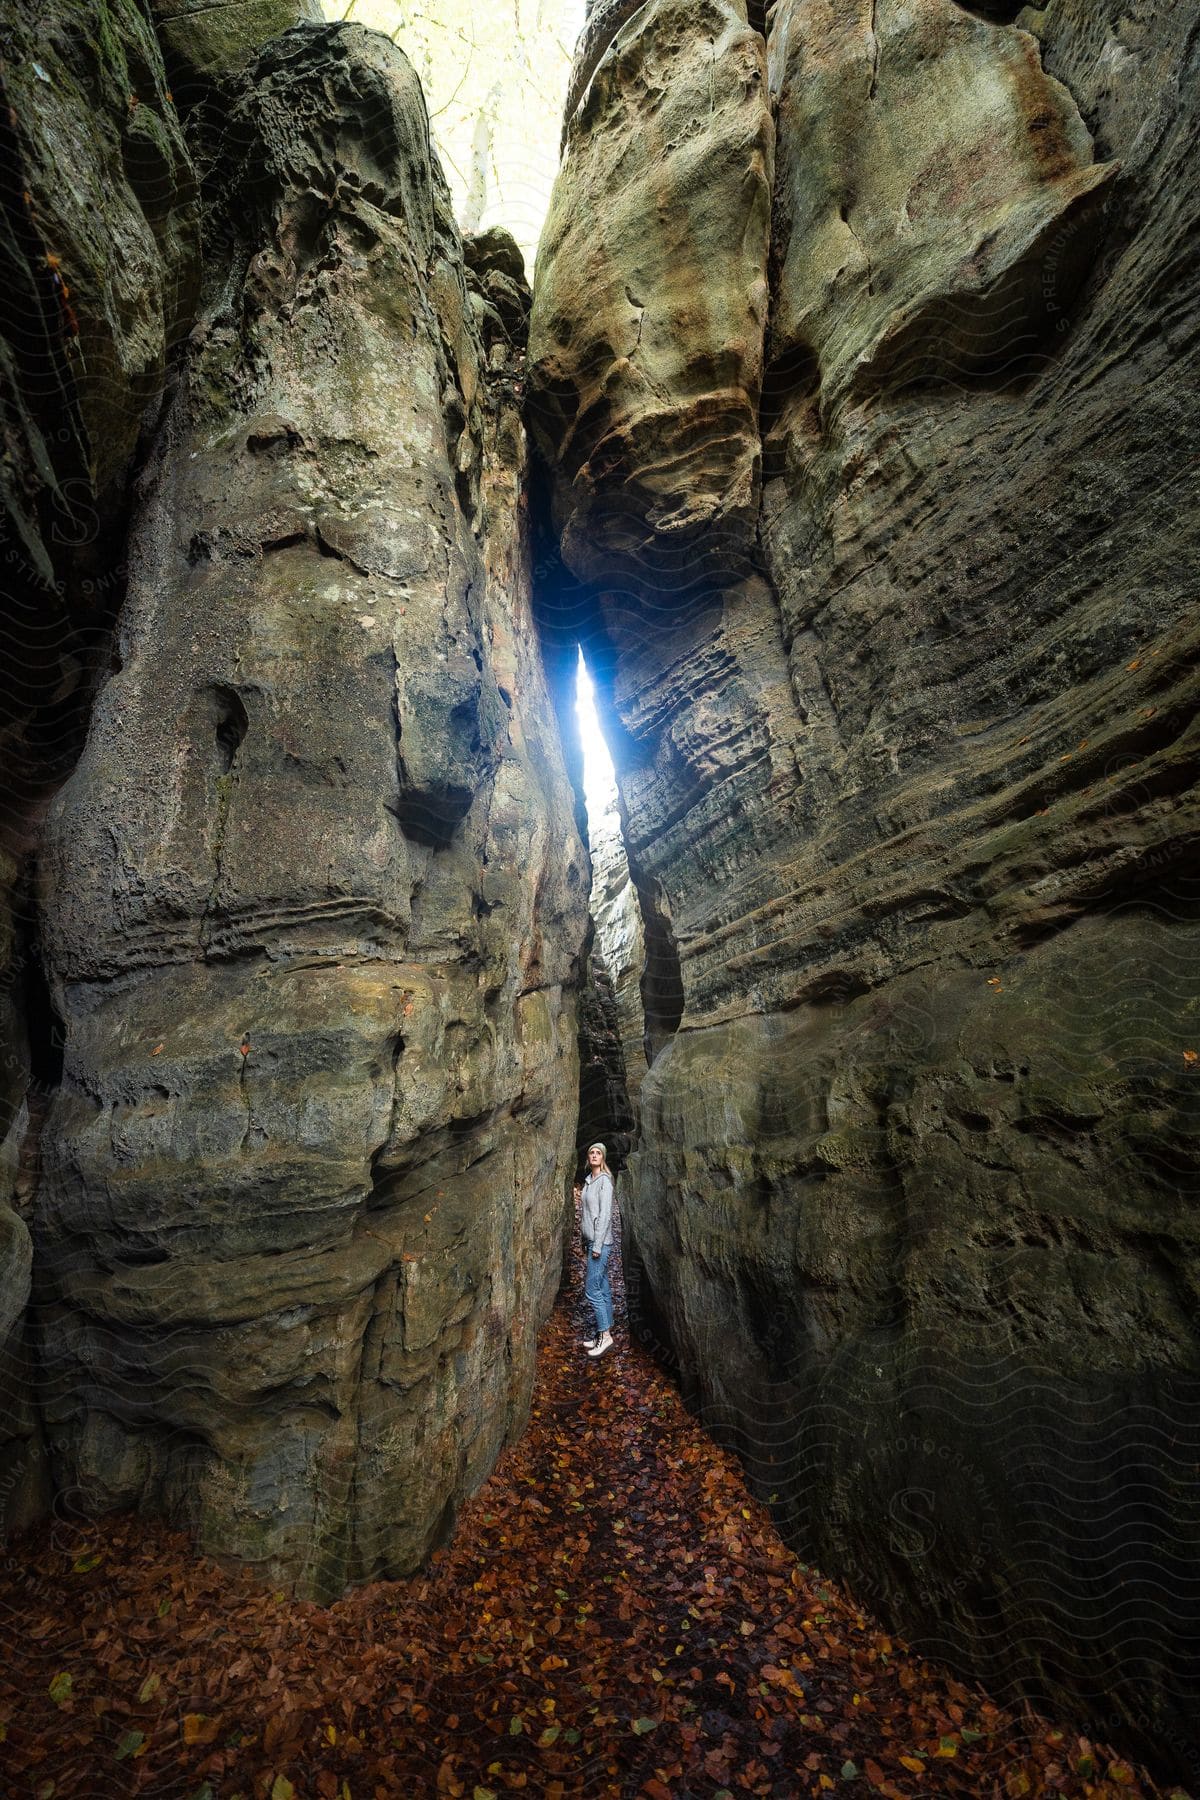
[574,646,618,846]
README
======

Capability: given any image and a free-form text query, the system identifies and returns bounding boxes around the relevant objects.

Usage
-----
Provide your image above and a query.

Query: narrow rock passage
[0,1232,1179,1800]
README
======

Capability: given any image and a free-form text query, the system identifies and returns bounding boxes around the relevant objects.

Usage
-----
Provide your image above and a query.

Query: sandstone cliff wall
[3,13,588,1601]
[1,0,200,1537]
[531,0,1200,1773]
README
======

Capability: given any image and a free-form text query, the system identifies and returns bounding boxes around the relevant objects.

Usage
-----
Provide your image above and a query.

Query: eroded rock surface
[768,0,1117,402]
[149,0,323,85]
[530,0,773,590]
[532,0,1200,1773]
[34,24,587,1601]
[0,0,199,1537]
[587,785,647,1120]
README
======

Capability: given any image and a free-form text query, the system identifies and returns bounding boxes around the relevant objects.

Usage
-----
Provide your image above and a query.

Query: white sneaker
[587,1331,614,1358]
[580,1335,597,1350]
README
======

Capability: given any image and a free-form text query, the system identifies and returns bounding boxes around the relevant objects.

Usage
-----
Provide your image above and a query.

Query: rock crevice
[531,0,1200,1775]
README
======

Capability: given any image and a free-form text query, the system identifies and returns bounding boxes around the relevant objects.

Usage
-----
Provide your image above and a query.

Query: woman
[578,1141,615,1357]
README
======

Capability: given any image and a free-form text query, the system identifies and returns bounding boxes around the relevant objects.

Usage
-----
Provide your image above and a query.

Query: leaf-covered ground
[0,1234,1186,1800]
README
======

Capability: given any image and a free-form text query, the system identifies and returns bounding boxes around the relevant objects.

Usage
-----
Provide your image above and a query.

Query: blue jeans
[584,1241,614,1335]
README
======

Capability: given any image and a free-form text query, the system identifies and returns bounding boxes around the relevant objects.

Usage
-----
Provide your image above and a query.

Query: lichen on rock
[149,0,325,84]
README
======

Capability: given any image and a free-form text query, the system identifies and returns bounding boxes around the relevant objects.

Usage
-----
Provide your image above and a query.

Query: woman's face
[588,1147,602,1170]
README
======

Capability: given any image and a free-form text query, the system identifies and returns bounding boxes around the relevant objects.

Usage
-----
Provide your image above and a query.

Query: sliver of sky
[322,0,586,273]
[575,648,619,831]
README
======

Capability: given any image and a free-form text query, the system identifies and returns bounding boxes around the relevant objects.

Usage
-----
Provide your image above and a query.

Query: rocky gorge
[1,0,1198,1786]
[530,0,1200,1778]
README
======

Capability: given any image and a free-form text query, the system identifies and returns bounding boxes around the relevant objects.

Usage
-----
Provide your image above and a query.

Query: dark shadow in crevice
[575,922,637,1174]
[365,1033,406,1211]
[634,872,684,1065]
[621,1215,682,1375]
[21,921,64,1102]
[208,685,249,775]
[393,784,474,851]
[949,0,1025,19]
[759,340,821,486]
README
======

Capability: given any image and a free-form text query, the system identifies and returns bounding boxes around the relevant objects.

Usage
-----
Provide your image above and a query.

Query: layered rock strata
[531,0,1200,1774]
[0,0,199,1536]
[32,23,587,1601]
[586,783,647,1120]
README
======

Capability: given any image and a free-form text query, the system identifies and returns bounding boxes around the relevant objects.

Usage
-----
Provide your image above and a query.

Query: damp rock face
[586,788,647,1121]
[529,0,773,590]
[1,0,199,522]
[531,0,1200,1773]
[149,0,324,85]
[35,24,588,1602]
[767,0,1117,404]
[0,0,199,1537]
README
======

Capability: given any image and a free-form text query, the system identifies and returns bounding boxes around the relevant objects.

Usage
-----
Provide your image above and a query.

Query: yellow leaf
[272,1779,296,1800]
[899,1757,924,1774]
[326,1723,337,1745]
[138,1674,160,1703]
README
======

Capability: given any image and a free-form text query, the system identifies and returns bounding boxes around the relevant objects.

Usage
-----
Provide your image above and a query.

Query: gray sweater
[580,1170,614,1250]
